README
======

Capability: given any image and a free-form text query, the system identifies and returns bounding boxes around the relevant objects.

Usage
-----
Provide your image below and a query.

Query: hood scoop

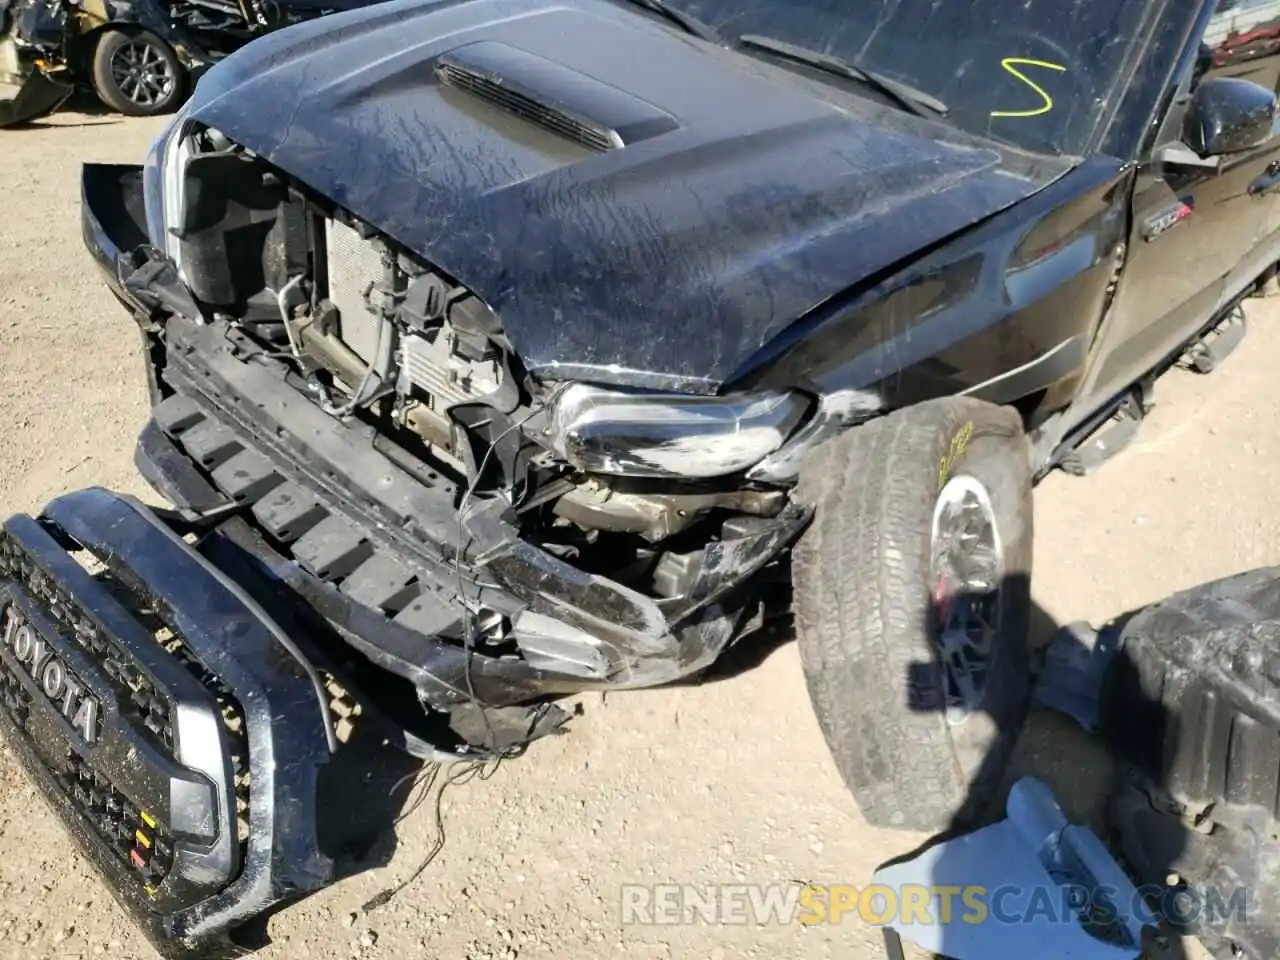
[434,40,678,152]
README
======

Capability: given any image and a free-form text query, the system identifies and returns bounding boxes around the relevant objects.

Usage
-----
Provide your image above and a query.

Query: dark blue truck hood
[187,0,1067,392]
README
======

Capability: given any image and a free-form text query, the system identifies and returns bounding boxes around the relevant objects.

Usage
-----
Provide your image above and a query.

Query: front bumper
[81,163,809,705]
[0,489,336,958]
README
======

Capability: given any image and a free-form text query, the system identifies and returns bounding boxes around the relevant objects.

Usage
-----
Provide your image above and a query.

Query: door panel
[1211,0,1280,270]
[1253,154,1280,247]
[1078,32,1280,412]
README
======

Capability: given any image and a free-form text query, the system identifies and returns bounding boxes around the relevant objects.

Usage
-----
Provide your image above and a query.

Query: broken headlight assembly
[141,101,198,263]
[545,383,811,479]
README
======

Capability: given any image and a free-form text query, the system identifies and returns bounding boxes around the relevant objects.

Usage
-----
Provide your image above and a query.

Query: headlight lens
[547,384,810,479]
[141,102,194,261]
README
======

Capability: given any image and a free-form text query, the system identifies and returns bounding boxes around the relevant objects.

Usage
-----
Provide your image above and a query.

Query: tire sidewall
[793,398,1034,831]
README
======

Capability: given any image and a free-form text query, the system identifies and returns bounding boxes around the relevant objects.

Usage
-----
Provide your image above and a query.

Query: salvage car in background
[0,0,386,126]
[5,0,1280,954]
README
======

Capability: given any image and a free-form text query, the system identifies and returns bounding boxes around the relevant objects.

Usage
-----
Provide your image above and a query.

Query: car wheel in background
[90,28,186,117]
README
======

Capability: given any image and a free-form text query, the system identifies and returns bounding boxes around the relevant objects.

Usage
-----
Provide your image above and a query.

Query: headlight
[546,384,810,479]
[141,102,194,263]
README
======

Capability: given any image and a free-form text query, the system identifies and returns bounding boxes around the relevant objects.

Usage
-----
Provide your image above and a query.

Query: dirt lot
[2,104,1280,960]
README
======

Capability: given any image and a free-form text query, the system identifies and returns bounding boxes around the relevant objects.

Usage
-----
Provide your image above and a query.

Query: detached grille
[0,490,340,949]
[436,60,619,152]
[59,752,176,889]
[0,529,252,850]
[0,548,177,891]
[0,535,164,749]
[0,652,31,731]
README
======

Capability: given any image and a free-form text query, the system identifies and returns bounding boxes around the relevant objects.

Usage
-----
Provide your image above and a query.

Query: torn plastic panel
[124,312,808,702]
[129,310,808,707]
[0,0,73,127]
[1024,566,1280,960]
[128,372,807,703]
[0,64,73,126]
[875,777,1152,960]
[208,512,768,705]
[1095,566,1280,960]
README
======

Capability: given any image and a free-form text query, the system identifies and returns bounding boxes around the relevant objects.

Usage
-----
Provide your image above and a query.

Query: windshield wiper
[737,34,948,119]
[614,0,722,43]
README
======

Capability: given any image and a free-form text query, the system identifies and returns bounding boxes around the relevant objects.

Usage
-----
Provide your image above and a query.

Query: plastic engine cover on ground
[874,777,1150,960]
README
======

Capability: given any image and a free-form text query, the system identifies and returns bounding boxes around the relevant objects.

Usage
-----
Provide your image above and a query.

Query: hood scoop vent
[435,41,678,153]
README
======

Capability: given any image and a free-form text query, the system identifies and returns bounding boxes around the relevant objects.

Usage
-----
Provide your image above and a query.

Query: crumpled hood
[188,0,1062,392]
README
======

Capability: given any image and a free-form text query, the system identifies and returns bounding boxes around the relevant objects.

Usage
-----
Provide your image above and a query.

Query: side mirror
[1184,76,1277,157]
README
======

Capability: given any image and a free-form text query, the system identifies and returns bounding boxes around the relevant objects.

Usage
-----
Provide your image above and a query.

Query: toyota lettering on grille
[0,604,100,745]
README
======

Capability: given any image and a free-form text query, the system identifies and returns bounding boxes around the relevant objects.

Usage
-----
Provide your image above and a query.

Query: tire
[90,28,185,117]
[793,397,1034,833]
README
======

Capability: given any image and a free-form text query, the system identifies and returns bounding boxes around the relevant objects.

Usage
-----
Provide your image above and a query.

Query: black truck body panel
[70,0,1280,706]
[183,0,1073,393]
[20,0,1280,952]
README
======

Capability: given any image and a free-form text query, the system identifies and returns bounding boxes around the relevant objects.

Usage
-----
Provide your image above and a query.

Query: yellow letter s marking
[990,57,1066,118]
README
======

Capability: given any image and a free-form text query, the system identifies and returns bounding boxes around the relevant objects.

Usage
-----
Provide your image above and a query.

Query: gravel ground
[2,103,1278,960]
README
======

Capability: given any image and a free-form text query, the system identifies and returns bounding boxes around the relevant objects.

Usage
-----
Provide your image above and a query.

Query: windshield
[668,0,1152,155]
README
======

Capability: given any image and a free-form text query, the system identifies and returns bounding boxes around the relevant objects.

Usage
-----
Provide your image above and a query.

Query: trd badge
[1142,198,1194,241]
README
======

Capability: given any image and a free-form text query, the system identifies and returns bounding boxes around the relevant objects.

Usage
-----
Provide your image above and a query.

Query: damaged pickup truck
[6,0,1280,953]
[0,0,386,126]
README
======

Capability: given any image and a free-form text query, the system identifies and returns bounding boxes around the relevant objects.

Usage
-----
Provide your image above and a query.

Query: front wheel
[793,397,1034,833]
[90,28,186,117]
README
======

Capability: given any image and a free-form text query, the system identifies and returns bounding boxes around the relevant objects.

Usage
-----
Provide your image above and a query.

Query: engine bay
[160,128,796,607]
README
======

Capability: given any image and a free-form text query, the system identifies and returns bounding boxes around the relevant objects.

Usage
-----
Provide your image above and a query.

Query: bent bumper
[81,163,151,302]
[0,489,336,958]
[81,163,809,704]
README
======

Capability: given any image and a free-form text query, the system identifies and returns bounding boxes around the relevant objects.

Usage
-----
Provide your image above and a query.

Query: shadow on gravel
[696,612,798,682]
[686,577,798,684]
[0,85,123,130]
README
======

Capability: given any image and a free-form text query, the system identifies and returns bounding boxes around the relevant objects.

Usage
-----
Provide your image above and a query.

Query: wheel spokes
[109,39,175,107]
[931,475,1004,724]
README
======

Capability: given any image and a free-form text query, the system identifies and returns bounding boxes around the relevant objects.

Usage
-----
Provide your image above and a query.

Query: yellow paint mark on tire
[937,421,975,491]
[990,58,1066,119]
